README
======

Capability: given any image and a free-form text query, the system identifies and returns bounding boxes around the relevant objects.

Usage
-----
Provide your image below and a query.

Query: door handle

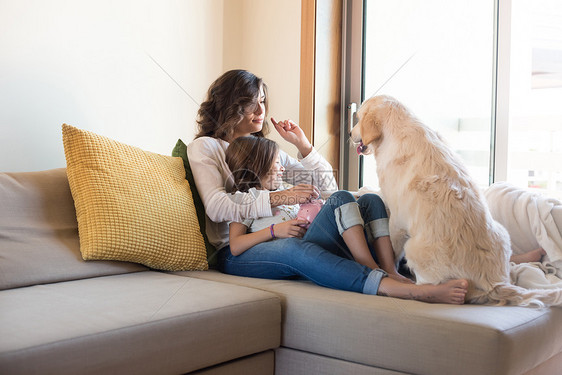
[347,102,357,135]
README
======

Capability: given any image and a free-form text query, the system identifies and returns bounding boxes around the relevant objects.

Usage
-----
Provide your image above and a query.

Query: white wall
[0,0,224,172]
[222,0,302,158]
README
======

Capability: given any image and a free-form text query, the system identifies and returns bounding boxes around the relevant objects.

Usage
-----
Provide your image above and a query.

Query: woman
[187,69,468,304]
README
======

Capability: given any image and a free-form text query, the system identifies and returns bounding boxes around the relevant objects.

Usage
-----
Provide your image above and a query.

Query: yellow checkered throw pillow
[62,124,208,271]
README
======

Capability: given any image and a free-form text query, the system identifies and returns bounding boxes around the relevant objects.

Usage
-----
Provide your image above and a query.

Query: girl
[188,69,468,304]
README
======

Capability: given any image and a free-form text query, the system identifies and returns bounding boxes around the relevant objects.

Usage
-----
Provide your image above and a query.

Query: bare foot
[510,248,546,264]
[378,278,468,305]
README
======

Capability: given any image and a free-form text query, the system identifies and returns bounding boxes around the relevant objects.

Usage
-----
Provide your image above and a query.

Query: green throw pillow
[172,139,218,268]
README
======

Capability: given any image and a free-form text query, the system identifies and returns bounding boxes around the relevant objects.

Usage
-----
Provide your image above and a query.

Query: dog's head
[350,95,401,155]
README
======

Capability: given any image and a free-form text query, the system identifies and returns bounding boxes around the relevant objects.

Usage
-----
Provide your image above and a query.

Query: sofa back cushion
[0,168,148,290]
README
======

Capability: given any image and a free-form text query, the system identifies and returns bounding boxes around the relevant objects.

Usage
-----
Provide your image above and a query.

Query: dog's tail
[471,282,562,308]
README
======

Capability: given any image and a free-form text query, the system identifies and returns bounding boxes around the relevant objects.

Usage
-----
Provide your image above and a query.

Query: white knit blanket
[484,182,562,284]
[510,262,562,289]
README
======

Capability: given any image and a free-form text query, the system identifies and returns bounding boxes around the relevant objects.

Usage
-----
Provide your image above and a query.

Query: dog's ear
[359,110,383,146]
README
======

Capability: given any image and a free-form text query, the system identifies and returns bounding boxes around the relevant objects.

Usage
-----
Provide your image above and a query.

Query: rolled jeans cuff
[362,268,388,295]
[366,218,390,243]
[335,202,364,235]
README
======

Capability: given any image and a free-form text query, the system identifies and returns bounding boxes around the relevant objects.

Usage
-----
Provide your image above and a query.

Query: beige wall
[223,0,302,158]
[0,0,224,172]
[0,0,303,172]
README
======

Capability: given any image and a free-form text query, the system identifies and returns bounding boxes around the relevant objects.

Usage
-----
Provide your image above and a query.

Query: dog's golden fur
[351,95,562,306]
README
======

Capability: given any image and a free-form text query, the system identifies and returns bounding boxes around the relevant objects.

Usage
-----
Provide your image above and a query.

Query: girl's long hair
[225,136,279,192]
[196,70,269,140]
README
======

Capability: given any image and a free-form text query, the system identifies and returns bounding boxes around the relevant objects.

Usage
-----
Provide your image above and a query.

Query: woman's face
[233,86,266,139]
[261,153,284,191]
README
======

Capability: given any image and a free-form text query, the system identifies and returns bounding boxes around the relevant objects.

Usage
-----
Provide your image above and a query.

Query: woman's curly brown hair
[196,70,269,140]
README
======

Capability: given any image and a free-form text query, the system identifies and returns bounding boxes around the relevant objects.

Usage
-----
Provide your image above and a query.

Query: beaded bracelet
[270,224,276,239]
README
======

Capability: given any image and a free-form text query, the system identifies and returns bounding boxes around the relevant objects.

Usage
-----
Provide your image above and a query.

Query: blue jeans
[304,191,389,263]
[218,191,389,295]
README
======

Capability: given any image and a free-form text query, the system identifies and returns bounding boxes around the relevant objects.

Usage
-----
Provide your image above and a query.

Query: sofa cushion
[62,124,207,271]
[0,168,148,290]
[275,347,407,375]
[178,270,562,375]
[0,271,281,374]
[191,351,274,375]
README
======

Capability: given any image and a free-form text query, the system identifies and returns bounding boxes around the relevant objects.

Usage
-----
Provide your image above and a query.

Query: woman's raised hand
[271,117,313,157]
[272,219,309,239]
[270,184,320,207]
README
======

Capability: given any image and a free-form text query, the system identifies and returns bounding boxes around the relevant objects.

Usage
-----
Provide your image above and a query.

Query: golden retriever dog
[351,95,562,306]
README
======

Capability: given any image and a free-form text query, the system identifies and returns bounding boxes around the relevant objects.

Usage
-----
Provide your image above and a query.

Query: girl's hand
[271,117,313,157]
[270,184,320,206]
[273,219,309,239]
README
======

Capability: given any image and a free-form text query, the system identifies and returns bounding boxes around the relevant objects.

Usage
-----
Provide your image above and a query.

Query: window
[506,0,562,198]
[341,0,562,200]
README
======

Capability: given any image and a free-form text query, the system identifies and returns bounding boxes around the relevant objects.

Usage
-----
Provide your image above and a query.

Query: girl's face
[260,153,284,191]
[233,86,266,139]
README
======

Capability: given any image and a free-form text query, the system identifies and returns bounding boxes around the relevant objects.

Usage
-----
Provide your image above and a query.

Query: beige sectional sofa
[2,168,562,375]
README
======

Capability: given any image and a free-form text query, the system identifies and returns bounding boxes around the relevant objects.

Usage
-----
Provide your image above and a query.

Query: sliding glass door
[341,0,562,199]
